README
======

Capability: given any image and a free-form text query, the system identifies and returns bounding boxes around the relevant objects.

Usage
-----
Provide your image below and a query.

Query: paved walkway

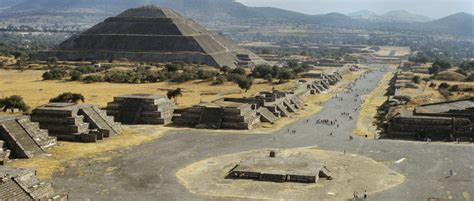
[52,65,474,201]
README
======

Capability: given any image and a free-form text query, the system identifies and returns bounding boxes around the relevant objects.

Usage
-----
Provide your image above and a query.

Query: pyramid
[35,6,264,68]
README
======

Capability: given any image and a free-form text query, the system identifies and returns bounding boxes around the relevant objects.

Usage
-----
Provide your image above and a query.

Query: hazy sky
[237,0,473,19]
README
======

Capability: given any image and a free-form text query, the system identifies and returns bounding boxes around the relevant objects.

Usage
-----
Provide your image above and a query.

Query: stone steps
[0,120,44,158]
[257,107,279,123]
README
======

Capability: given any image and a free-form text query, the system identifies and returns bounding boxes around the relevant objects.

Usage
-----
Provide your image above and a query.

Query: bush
[70,70,82,81]
[42,68,67,80]
[231,74,253,92]
[465,74,474,82]
[75,66,96,74]
[231,67,246,75]
[438,82,450,89]
[50,92,84,103]
[264,74,273,83]
[104,70,129,83]
[165,63,180,72]
[449,85,460,92]
[412,76,421,84]
[252,64,273,78]
[212,75,227,85]
[0,95,29,113]
[82,75,103,83]
[197,70,218,80]
[170,72,197,83]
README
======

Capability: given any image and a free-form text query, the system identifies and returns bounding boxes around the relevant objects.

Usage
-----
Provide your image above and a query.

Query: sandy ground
[176,147,405,200]
[353,68,395,138]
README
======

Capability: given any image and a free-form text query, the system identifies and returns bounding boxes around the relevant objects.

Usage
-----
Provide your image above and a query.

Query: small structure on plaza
[0,115,56,161]
[0,166,68,200]
[228,151,331,183]
[106,94,175,125]
[31,103,121,142]
[387,98,474,140]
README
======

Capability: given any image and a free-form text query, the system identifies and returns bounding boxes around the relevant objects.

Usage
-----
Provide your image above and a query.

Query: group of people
[315,119,337,126]
[353,190,368,199]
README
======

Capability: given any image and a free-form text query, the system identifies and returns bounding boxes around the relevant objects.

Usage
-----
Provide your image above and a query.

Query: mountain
[348,9,379,20]
[379,10,432,22]
[0,0,472,36]
[424,12,474,35]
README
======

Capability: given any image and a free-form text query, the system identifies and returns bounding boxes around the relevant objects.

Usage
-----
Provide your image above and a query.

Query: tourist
[364,190,367,199]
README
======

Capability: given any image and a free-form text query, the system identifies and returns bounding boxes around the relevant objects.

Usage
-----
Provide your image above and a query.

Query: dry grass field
[374,46,411,57]
[0,69,299,110]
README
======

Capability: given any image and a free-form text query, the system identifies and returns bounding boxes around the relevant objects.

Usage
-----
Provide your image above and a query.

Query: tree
[165,63,179,72]
[167,88,183,104]
[49,92,85,103]
[264,74,273,83]
[47,56,58,65]
[429,65,440,75]
[432,59,451,70]
[287,60,298,68]
[0,95,29,113]
[233,75,253,92]
[220,66,231,74]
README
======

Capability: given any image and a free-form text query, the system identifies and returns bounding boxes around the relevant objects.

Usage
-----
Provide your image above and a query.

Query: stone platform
[107,94,175,125]
[228,151,331,183]
[31,103,121,142]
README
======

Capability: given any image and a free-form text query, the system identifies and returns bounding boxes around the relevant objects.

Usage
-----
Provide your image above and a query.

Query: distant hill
[348,9,432,23]
[423,12,474,35]
[379,10,432,22]
[0,0,472,36]
[348,9,379,20]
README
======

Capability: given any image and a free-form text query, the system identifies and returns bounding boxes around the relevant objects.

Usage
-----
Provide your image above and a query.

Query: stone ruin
[0,166,68,200]
[228,151,331,183]
[31,103,121,142]
[106,94,175,125]
[174,100,261,129]
[0,115,56,164]
[387,98,474,141]
[173,72,344,130]
[35,6,265,68]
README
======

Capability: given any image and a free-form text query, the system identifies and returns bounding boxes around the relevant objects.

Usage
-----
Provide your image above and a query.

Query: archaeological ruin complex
[388,98,474,140]
[35,6,265,68]
[31,103,121,142]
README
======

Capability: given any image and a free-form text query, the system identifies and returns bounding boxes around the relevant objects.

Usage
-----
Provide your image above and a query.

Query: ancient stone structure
[107,94,175,125]
[387,98,474,140]
[0,166,68,200]
[228,151,331,183]
[174,100,260,129]
[35,6,264,68]
[31,103,121,142]
[0,115,56,161]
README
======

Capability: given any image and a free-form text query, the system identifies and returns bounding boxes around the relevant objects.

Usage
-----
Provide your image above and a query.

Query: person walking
[364,190,367,199]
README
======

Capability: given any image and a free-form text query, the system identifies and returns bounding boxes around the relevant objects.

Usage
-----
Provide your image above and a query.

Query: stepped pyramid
[35,6,264,68]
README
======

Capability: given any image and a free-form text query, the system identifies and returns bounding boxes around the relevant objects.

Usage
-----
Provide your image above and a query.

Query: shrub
[449,85,460,92]
[231,67,246,75]
[104,70,129,83]
[165,63,180,72]
[50,92,85,103]
[252,64,273,78]
[82,75,103,83]
[75,66,96,74]
[170,72,197,83]
[231,74,253,92]
[264,74,273,83]
[197,69,218,80]
[42,68,67,80]
[429,83,437,88]
[412,76,421,84]
[70,70,82,81]
[212,75,227,85]
[465,74,474,82]
[438,82,450,89]
[0,95,29,113]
